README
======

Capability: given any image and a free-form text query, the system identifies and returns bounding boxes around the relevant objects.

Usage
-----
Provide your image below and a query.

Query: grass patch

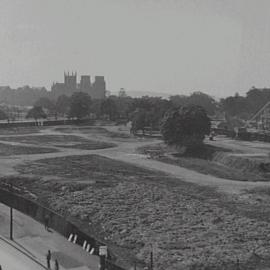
[0,142,57,155]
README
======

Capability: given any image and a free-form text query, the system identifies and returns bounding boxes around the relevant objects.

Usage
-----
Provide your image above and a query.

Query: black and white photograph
[0,1,270,269]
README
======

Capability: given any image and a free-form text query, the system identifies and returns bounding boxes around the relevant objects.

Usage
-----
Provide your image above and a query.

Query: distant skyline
[0,0,270,98]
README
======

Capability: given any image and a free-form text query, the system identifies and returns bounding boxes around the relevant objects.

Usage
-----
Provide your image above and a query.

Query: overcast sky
[0,0,269,97]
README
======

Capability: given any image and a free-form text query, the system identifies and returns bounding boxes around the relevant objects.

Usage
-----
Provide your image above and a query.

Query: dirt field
[137,142,270,181]
[15,154,156,181]
[1,125,270,269]
[0,142,58,155]
[0,126,43,135]
[6,154,270,270]
[0,134,98,145]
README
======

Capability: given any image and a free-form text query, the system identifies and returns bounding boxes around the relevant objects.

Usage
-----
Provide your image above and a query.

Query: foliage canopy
[26,106,47,120]
[161,105,211,148]
[68,92,92,119]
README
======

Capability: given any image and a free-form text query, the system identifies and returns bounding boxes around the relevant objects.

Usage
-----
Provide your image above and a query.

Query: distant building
[51,72,106,99]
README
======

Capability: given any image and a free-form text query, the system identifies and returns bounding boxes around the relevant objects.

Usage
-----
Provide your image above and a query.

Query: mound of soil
[137,143,270,181]
[213,152,270,174]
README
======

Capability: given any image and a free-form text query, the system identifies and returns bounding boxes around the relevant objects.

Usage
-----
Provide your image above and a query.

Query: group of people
[46,250,59,270]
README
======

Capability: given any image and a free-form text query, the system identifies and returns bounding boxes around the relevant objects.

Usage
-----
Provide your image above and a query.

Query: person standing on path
[54,259,59,270]
[46,250,51,269]
[44,214,50,231]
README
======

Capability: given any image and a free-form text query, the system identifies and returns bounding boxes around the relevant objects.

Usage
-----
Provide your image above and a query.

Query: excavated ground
[0,126,270,269]
[137,139,270,182]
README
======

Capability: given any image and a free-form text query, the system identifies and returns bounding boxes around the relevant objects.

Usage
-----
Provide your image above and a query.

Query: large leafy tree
[188,92,218,115]
[130,96,171,130]
[246,87,270,114]
[34,97,56,118]
[26,106,47,120]
[220,93,250,119]
[161,105,211,149]
[68,92,92,119]
[35,97,55,111]
[169,92,218,115]
[101,97,119,120]
[0,109,8,120]
[56,95,71,117]
[130,108,148,134]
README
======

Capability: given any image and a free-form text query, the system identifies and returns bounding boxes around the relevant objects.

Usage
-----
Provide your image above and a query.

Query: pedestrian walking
[44,214,50,231]
[54,259,59,270]
[46,250,51,269]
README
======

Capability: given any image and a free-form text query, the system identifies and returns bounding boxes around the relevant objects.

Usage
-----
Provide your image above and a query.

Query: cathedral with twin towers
[51,72,106,99]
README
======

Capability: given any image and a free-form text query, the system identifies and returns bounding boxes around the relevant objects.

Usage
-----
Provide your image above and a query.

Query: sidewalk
[0,203,99,270]
[0,237,45,270]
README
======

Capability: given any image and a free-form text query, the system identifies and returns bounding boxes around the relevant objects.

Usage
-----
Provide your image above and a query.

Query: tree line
[1,86,270,133]
[24,90,212,151]
[0,85,267,154]
[2,87,269,150]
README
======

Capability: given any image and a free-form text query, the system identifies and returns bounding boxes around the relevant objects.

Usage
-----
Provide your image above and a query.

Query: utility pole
[9,184,13,240]
[10,206,13,240]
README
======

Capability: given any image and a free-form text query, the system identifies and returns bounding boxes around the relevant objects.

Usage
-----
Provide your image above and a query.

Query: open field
[1,125,270,269]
